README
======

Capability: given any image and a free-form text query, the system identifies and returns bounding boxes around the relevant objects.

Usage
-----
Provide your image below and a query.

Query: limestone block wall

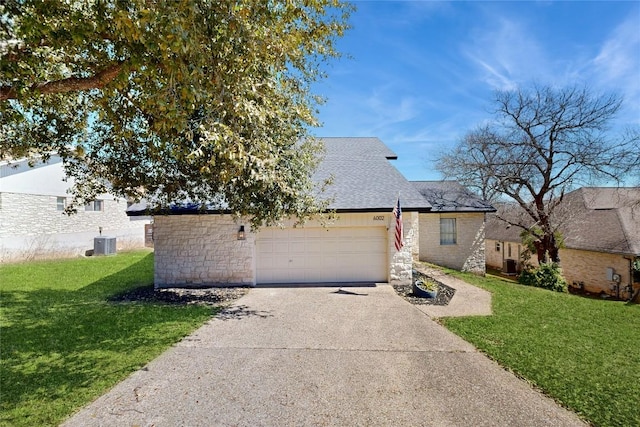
[419,212,487,274]
[560,248,637,296]
[153,215,254,288]
[0,192,149,262]
[389,211,418,284]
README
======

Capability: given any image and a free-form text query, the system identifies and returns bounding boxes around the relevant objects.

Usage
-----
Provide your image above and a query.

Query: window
[440,218,457,245]
[508,243,512,258]
[495,242,501,252]
[85,200,104,212]
[56,197,66,211]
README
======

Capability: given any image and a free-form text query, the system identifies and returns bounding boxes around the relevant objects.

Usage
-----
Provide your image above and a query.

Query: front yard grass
[0,251,213,427]
[440,270,640,427]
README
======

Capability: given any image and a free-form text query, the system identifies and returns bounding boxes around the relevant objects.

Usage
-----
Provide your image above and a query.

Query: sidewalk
[414,264,493,318]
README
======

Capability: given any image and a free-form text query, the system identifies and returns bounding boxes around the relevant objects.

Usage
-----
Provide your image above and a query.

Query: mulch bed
[109,285,250,306]
[111,268,456,307]
[391,269,456,306]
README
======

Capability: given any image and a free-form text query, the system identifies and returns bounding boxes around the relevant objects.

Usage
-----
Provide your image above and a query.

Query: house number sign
[373,215,385,221]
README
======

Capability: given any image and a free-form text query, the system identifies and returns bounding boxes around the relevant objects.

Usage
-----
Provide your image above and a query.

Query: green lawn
[440,270,640,427]
[0,251,213,427]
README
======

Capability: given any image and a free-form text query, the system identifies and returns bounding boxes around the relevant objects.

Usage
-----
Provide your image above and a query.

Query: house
[412,180,496,274]
[0,155,150,262]
[486,187,640,298]
[127,137,494,288]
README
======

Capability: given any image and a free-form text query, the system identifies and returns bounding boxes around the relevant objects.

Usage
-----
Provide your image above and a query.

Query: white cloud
[462,13,547,90]
[593,13,640,82]
[591,12,640,124]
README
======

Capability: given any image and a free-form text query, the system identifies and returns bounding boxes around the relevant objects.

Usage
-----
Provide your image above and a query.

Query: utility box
[94,237,116,255]
[503,259,517,275]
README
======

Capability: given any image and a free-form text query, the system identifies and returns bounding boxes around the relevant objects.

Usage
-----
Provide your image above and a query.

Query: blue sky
[312,1,640,181]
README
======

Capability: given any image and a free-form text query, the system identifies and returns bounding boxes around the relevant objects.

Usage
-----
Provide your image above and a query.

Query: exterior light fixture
[99,226,103,236]
[237,225,246,240]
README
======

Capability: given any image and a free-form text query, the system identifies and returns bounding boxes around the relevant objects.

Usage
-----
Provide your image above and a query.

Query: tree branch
[0,62,125,101]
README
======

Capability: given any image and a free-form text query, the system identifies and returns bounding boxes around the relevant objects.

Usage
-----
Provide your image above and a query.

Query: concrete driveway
[62,284,586,426]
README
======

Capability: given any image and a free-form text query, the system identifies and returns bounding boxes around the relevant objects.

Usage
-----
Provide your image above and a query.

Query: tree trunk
[534,233,560,264]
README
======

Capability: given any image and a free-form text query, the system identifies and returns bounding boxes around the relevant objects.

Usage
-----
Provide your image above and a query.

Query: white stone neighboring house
[0,155,150,262]
[128,137,495,288]
[486,187,640,298]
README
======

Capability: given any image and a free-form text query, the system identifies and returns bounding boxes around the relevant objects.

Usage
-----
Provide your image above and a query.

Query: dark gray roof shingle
[410,180,495,213]
[314,137,431,211]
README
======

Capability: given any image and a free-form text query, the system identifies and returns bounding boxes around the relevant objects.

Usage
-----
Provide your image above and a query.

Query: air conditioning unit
[503,259,517,275]
[94,237,116,255]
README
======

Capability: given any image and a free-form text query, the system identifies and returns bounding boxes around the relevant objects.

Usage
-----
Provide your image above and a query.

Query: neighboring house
[486,187,640,298]
[0,155,150,262]
[411,181,496,274]
[128,137,494,288]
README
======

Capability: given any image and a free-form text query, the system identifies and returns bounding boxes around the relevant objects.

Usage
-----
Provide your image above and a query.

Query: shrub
[518,262,568,292]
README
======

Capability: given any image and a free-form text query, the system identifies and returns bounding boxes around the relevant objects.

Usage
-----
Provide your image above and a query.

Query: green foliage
[0,251,213,427]
[0,0,353,227]
[520,228,564,265]
[440,269,640,427]
[518,262,568,292]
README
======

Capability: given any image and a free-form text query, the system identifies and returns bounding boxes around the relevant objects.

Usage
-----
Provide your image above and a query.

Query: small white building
[0,155,150,262]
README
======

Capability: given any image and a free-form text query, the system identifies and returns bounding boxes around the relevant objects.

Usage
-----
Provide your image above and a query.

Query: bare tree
[437,84,639,264]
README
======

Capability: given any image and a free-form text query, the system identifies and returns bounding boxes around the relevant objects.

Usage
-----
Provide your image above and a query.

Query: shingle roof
[127,136,432,214]
[410,180,495,213]
[314,137,431,211]
[485,187,640,256]
[561,187,640,255]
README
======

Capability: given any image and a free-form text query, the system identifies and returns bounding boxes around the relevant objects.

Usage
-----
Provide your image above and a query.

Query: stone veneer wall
[389,211,418,284]
[153,215,254,288]
[0,192,148,262]
[154,212,418,287]
[419,212,487,274]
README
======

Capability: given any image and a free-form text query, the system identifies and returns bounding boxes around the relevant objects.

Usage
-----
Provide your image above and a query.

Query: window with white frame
[84,200,104,212]
[440,218,457,245]
[56,197,66,211]
[495,242,501,252]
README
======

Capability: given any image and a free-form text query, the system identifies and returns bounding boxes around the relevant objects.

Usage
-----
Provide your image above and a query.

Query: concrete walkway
[414,265,493,318]
[62,284,585,427]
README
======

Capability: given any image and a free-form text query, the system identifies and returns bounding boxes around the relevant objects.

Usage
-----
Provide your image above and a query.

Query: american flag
[393,198,403,251]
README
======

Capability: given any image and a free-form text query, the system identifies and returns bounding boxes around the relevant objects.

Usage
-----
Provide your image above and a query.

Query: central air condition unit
[503,259,517,275]
[94,237,116,255]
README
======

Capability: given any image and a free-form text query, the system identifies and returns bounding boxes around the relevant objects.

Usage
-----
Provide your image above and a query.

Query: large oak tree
[0,0,352,227]
[437,84,639,264]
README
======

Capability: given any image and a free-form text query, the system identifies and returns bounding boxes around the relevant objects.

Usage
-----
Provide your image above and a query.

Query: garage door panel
[322,255,338,267]
[256,254,273,268]
[256,226,387,284]
[305,228,327,238]
[272,242,290,253]
[306,240,326,252]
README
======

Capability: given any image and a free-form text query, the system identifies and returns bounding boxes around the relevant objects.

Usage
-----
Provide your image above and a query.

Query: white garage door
[256,227,388,284]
